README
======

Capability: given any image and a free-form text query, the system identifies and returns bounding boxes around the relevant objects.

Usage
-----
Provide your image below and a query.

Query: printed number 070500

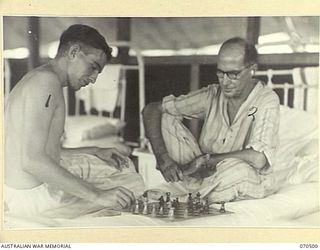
[300,244,318,248]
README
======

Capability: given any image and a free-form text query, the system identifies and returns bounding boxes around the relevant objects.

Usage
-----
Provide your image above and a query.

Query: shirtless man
[5,24,143,217]
[143,37,280,201]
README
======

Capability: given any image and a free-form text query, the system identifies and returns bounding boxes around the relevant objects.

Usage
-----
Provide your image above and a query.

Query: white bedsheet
[4,182,319,229]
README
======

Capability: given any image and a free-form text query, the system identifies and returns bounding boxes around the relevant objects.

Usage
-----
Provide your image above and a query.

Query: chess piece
[158,196,165,207]
[133,200,140,214]
[175,198,180,205]
[172,199,177,208]
[204,197,210,214]
[166,192,171,203]
[183,208,189,218]
[167,200,172,209]
[187,193,193,208]
[151,204,157,217]
[142,199,148,215]
[220,202,226,213]
[168,207,175,221]
[196,192,201,204]
[159,206,164,216]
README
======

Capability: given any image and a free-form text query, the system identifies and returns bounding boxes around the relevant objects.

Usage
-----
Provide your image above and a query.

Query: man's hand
[156,153,183,182]
[95,148,129,170]
[94,186,135,210]
[183,154,217,178]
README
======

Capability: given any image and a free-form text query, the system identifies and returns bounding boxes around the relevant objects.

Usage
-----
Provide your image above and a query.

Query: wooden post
[27,16,40,71]
[116,17,131,63]
[246,17,260,45]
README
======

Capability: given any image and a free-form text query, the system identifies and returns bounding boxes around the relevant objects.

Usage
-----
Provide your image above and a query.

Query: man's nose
[221,73,231,86]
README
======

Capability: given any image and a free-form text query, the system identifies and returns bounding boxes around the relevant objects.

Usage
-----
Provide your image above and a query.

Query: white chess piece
[142,201,148,215]
[134,200,140,214]
[151,204,157,217]
[168,207,175,221]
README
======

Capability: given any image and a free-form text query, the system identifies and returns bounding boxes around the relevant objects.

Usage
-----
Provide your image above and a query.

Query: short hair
[57,24,112,61]
[219,37,258,65]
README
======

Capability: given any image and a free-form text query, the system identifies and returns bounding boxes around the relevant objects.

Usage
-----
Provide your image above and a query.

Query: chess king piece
[220,202,226,213]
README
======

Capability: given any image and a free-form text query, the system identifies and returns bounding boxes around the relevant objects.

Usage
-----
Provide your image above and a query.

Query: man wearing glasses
[143,37,280,202]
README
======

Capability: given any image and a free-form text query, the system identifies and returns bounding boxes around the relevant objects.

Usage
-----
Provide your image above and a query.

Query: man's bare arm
[142,102,167,158]
[21,78,134,208]
[185,148,267,177]
[142,102,183,182]
[209,149,267,169]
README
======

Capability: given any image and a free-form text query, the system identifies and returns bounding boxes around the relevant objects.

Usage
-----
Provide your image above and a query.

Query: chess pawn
[168,207,175,221]
[183,208,189,218]
[151,204,157,217]
[220,202,226,213]
[142,202,148,215]
[133,200,140,214]
[159,206,164,216]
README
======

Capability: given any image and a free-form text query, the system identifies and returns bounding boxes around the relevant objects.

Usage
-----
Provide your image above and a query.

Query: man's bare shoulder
[21,66,62,93]
[9,65,65,110]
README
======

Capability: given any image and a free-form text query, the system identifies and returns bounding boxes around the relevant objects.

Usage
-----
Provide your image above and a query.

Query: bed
[3,66,319,229]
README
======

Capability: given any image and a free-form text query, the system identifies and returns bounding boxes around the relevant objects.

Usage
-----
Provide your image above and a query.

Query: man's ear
[68,44,81,60]
[251,63,258,72]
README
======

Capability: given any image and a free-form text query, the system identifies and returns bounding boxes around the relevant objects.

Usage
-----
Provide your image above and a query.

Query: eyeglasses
[216,65,250,80]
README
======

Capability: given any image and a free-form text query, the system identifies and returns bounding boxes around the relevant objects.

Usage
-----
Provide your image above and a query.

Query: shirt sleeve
[162,85,216,120]
[245,90,280,172]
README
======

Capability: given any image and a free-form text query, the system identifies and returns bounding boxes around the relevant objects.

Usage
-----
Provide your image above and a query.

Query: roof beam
[27,16,40,71]
[246,17,261,45]
[116,17,131,63]
[133,53,319,66]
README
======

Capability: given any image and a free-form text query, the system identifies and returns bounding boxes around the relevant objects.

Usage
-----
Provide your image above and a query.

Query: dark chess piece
[158,196,165,216]
[187,193,193,208]
[172,199,177,208]
[166,192,171,203]
[158,195,165,207]
[175,198,180,205]
[195,192,201,204]
[204,198,210,214]
[219,202,226,213]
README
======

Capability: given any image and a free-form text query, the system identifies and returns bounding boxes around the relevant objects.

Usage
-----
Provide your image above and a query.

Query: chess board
[127,201,232,221]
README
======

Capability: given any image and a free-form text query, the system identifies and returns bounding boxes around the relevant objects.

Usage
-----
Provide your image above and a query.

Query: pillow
[274,106,318,171]
[279,105,318,142]
[63,116,125,146]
